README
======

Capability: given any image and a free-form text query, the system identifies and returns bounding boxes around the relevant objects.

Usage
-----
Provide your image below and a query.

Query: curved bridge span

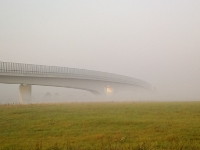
[0,62,150,103]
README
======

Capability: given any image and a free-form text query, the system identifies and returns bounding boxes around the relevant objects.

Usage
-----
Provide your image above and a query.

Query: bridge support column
[19,84,32,104]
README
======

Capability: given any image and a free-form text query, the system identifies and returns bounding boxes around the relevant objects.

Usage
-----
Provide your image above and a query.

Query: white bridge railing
[0,61,145,86]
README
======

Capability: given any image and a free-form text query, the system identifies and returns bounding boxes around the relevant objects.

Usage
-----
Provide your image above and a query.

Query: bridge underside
[0,75,142,104]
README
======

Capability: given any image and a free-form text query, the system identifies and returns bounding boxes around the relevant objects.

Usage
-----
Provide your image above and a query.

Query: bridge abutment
[19,84,32,104]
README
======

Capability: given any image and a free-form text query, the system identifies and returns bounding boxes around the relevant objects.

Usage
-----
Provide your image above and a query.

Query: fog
[0,0,200,103]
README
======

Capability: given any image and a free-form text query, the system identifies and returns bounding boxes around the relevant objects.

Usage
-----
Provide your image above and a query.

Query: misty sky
[0,0,200,102]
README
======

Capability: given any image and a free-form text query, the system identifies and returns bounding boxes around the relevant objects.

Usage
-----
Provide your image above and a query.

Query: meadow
[0,101,200,150]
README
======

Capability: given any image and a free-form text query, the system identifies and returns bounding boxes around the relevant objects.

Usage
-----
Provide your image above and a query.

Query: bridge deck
[0,62,148,88]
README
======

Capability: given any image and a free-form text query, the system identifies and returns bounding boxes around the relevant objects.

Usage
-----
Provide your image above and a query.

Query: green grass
[1,101,200,150]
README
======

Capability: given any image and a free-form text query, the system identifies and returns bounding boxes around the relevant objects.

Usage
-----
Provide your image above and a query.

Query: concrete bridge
[0,61,150,103]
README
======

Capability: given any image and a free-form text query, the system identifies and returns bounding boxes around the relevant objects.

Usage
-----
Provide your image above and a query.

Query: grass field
[0,102,200,150]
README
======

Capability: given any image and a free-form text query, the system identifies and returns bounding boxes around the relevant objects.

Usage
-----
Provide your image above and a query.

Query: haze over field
[0,0,200,102]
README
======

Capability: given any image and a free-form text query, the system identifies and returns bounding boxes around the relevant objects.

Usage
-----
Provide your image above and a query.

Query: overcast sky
[0,0,200,102]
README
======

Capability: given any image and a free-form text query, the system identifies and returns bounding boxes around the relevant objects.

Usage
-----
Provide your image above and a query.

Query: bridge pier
[19,84,32,104]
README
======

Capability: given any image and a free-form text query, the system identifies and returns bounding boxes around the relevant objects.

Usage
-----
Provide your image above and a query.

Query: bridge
[0,61,150,103]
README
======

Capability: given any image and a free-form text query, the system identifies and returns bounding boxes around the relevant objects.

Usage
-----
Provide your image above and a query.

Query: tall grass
[0,102,200,150]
